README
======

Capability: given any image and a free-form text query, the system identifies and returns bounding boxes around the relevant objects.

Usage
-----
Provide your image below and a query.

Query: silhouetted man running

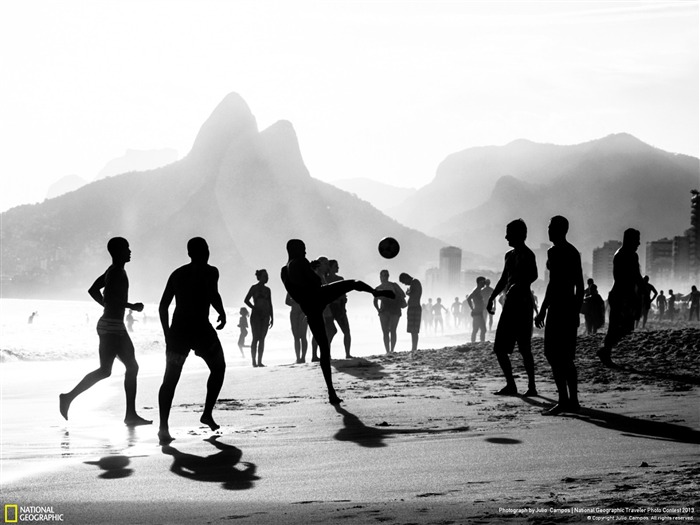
[535,216,584,415]
[281,239,393,405]
[158,237,227,444]
[59,237,151,426]
[487,219,538,396]
[597,228,644,366]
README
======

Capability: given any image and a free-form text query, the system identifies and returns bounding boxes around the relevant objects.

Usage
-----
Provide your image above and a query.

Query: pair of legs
[406,305,421,356]
[290,311,309,363]
[493,299,536,396]
[329,303,352,358]
[379,312,400,353]
[300,279,392,404]
[310,313,336,361]
[542,314,579,415]
[250,313,270,367]
[237,328,247,356]
[59,327,150,426]
[599,298,635,365]
[158,331,226,444]
[689,306,699,321]
[544,352,578,414]
[471,313,486,343]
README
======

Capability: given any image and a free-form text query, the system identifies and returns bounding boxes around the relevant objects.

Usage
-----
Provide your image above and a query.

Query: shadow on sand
[520,396,700,444]
[334,406,469,448]
[84,455,135,479]
[615,363,700,387]
[161,436,259,490]
[332,358,388,380]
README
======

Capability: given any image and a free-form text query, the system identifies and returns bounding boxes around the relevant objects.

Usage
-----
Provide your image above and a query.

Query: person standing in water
[467,276,487,343]
[237,307,249,357]
[59,237,151,427]
[244,269,274,367]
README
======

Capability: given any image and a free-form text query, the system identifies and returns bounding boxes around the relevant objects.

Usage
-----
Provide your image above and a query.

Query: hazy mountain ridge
[45,174,88,200]
[331,178,417,213]
[1,94,446,301]
[429,134,699,261]
[96,148,179,181]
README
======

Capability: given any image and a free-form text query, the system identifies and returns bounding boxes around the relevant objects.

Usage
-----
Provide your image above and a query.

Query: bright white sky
[1,0,698,212]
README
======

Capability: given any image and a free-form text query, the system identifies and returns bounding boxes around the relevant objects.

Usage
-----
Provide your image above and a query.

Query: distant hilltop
[95,148,179,180]
[388,133,699,265]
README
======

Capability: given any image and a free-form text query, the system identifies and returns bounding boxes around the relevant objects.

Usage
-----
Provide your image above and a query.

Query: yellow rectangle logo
[4,504,18,523]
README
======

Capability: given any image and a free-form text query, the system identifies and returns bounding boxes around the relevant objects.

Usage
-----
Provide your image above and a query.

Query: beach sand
[1,327,699,524]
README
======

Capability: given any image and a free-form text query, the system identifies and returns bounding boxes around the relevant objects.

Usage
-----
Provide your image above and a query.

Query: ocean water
[0,297,476,365]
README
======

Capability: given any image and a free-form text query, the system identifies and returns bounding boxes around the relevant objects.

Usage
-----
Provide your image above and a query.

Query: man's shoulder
[104,265,126,283]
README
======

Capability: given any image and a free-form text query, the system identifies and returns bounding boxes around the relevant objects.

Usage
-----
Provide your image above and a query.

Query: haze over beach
[0,1,697,213]
[1,1,699,524]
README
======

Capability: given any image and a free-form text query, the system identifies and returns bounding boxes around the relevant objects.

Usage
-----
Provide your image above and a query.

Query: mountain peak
[187,92,258,164]
[590,133,653,153]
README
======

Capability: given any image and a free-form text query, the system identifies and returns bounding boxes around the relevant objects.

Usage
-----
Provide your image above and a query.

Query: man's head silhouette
[287,239,306,259]
[187,237,210,263]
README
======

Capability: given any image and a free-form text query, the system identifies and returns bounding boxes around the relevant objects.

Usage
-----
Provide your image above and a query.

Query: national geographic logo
[3,505,64,522]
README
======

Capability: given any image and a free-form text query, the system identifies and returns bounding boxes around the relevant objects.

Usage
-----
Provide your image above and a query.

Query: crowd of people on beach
[56,216,699,442]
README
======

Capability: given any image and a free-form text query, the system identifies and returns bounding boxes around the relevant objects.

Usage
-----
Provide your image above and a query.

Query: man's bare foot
[328,394,343,405]
[200,414,220,431]
[125,415,153,427]
[494,385,518,396]
[158,428,174,445]
[59,394,71,420]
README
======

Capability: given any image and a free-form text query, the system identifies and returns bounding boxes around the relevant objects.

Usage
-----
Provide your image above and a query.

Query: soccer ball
[378,237,400,259]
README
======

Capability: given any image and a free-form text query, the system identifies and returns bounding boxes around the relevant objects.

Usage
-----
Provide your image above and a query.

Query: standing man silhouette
[281,239,393,404]
[59,237,151,426]
[158,237,227,444]
[467,276,487,343]
[487,219,538,396]
[373,269,406,354]
[399,272,423,356]
[597,228,644,366]
[482,279,495,330]
[535,216,584,415]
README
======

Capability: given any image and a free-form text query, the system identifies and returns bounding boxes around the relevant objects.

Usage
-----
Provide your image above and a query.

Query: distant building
[645,238,673,281]
[592,240,622,292]
[690,190,700,279]
[644,189,700,286]
[673,235,691,282]
[424,267,441,293]
[439,246,462,289]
